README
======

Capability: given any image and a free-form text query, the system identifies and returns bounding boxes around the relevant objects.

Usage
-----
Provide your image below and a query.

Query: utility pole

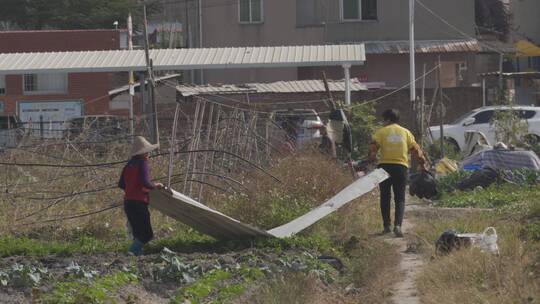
[438,56,444,159]
[185,0,195,83]
[127,13,135,141]
[198,0,204,84]
[409,0,416,116]
[142,5,159,145]
[420,63,426,149]
[343,64,351,106]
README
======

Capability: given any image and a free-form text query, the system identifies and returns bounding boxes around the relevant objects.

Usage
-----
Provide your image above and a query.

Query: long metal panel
[0,45,365,74]
[268,169,389,238]
[363,39,481,54]
[176,78,367,96]
[149,169,387,240]
[149,188,272,240]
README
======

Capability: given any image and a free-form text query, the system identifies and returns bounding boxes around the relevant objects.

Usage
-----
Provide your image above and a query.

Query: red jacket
[118,156,155,203]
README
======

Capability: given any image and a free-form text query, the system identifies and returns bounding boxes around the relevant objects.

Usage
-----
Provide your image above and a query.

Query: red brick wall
[0,30,120,116]
[0,30,120,53]
[1,73,113,115]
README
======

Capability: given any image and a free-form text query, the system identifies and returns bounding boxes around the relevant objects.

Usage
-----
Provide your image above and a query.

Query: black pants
[124,200,154,244]
[379,164,408,228]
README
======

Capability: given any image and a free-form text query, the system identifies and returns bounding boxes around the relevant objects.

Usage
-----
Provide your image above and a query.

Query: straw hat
[130,136,159,156]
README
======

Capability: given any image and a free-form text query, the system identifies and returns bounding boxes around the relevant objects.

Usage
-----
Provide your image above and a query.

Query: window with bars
[341,0,377,21]
[239,0,263,23]
[23,73,67,94]
[0,75,5,95]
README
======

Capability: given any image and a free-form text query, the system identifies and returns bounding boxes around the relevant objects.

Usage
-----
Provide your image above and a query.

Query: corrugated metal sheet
[268,169,389,238]
[149,169,388,240]
[0,45,365,74]
[364,39,481,54]
[177,78,367,96]
[149,188,272,240]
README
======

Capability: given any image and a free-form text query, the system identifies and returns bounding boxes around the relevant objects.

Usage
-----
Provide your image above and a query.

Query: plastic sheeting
[149,169,389,240]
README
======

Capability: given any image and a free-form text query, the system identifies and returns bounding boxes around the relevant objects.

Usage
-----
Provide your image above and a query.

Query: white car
[429,106,540,152]
[271,109,323,148]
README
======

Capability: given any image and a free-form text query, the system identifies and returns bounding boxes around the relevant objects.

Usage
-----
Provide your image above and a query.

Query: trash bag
[457,227,500,255]
[456,167,498,191]
[409,170,438,199]
[436,227,500,256]
[435,230,471,255]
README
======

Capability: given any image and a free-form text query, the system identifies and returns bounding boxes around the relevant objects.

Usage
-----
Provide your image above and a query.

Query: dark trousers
[124,200,154,244]
[379,164,408,228]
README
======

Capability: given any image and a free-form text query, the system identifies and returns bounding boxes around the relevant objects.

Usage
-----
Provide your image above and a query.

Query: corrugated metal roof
[480,39,516,54]
[176,78,368,96]
[0,45,365,74]
[364,39,481,54]
[108,73,181,96]
[478,71,540,79]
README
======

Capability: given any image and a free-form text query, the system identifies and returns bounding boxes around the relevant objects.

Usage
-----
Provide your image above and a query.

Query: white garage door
[18,101,82,138]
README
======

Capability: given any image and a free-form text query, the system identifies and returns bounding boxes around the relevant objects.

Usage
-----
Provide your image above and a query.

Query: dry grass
[244,273,355,304]
[414,208,540,304]
[0,144,401,303]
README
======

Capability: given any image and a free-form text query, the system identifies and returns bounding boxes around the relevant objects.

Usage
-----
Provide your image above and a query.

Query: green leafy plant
[436,170,473,194]
[172,266,266,304]
[426,139,463,162]
[0,235,123,258]
[152,247,202,283]
[0,263,49,288]
[64,261,99,279]
[490,109,529,146]
[348,104,381,159]
[436,183,540,209]
[44,270,138,304]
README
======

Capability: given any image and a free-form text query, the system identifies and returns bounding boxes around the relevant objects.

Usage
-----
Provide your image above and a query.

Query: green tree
[0,0,161,30]
[475,0,511,40]
[348,104,380,159]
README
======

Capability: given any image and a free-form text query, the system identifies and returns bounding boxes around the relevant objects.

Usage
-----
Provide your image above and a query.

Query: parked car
[429,106,540,152]
[0,115,23,147]
[271,109,323,149]
[64,115,129,141]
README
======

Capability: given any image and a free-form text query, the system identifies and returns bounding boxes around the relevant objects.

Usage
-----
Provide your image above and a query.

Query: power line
[0,148,281,181]
[415,0,505,55]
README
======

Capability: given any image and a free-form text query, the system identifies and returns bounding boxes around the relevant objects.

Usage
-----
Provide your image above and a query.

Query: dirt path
[383,203,424,304]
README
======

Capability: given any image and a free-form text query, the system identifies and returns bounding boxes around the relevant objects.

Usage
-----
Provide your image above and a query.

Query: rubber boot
[128,239,144,256]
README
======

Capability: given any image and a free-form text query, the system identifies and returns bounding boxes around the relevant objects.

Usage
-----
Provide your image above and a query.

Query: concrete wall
[323,0,475,42]
[200,0,476,84]
[299,52,477,88]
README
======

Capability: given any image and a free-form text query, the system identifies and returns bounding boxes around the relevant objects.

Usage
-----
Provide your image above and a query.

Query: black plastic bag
[456,167,498,191]
[435,230,471,255]
[409,170,438,199]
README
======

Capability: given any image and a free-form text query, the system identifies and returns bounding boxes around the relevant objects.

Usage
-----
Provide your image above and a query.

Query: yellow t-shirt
[372,124,418,168]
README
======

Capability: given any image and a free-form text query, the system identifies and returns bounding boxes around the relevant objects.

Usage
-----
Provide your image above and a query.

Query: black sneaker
[381,226,391,234]
[394,226,404,238]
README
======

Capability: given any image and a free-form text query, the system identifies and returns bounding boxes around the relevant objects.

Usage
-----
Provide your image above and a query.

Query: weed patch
[43,270,138,304]
[0,235,124,257]
[436,183,540,209]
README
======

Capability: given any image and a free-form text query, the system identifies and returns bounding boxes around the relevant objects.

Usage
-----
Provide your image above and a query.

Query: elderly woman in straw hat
[118,136,163,256]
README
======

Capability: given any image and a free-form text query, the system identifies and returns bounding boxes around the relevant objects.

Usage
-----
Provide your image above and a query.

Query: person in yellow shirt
[369,109,427,237]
